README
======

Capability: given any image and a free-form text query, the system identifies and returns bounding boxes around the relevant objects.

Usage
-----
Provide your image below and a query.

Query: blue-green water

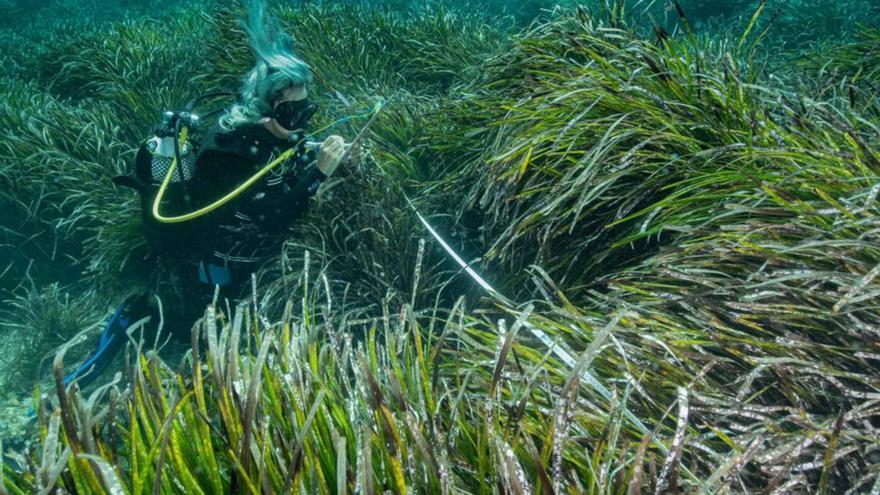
[0,0,878,491]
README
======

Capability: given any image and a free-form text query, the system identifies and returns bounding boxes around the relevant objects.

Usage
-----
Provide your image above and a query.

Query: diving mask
[273,98,317,132]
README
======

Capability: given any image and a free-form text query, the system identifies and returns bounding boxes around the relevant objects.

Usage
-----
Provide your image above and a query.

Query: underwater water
[1,0,879,492]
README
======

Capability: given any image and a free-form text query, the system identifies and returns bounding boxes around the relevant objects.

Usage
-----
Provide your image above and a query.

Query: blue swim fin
[63,294,152,389]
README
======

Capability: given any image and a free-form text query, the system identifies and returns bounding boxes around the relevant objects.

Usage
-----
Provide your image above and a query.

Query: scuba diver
[63,2,352,389]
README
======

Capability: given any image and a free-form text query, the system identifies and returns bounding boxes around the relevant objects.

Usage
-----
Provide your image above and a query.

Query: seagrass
[1,1,878,493]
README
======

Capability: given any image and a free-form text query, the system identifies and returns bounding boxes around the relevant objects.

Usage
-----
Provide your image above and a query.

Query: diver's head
[269,84,317,134]
[219,59,314,134]
[218,0,314,135]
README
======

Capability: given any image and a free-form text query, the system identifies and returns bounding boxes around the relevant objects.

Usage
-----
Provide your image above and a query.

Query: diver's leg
[168,259,238,336]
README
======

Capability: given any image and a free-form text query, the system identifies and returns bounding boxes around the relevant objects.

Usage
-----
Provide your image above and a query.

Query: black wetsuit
[140,121,325,271]
[66,122,325,388]
[149,120,328,303]
[190,122,324,266]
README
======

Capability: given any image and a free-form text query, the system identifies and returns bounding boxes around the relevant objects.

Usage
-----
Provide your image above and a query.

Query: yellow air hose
[151,99,385,224]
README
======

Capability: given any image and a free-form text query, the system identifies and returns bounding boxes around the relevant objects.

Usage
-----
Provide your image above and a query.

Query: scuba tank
[113,92,234,203]
[144,110,199,185]
[111,92,235,256]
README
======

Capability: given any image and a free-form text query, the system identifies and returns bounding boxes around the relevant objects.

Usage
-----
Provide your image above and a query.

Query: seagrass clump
[0,255,706,493]
[0,4,225,297]
[445,7,877,297]
[0,284,101,391]
[435,7,880,490]
[799,26,880,102]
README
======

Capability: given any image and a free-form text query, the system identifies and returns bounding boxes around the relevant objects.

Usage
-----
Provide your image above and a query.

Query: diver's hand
[345,141,362,165]
[317,135,346,176]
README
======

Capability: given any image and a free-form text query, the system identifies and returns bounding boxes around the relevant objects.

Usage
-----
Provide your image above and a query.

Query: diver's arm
[279,135,345,212]
[252,166,326,232]
[253,135,346,230]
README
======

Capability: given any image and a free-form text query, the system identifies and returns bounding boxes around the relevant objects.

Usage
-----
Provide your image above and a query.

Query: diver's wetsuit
[67,122,325,388]
[185,121,324,264]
